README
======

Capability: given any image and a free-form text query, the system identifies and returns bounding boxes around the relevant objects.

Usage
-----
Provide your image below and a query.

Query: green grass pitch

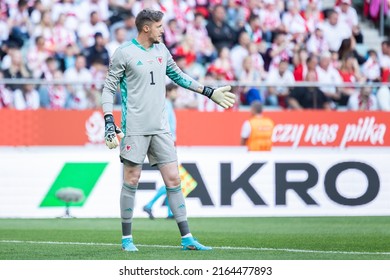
[0,217,389,260]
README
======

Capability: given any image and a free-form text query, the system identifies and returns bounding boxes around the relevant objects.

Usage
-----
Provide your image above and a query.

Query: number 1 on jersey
[149,71,156,85]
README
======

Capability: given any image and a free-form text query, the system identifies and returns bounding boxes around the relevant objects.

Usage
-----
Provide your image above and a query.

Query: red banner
[0,109,388,147]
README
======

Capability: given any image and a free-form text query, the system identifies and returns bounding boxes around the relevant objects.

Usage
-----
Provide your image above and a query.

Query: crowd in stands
[0,0,390,111]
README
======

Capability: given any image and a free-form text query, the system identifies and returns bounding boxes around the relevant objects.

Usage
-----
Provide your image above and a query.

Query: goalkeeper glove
[104,114,124,149]
[202,85,236,109]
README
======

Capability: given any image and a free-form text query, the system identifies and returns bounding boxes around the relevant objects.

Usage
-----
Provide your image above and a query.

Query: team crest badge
[157,56,163,65]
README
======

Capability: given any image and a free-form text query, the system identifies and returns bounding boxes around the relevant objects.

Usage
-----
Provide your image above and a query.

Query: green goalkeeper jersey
[102,38,203,136]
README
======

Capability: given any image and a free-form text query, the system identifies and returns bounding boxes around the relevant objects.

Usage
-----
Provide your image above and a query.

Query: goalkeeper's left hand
[202,85,236,109]
[104,114,124,149]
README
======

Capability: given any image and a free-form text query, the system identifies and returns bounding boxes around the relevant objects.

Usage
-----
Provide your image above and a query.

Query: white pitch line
[1,240,390,256]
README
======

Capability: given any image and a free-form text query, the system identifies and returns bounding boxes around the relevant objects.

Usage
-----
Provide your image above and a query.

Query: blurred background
[0,0,390,219]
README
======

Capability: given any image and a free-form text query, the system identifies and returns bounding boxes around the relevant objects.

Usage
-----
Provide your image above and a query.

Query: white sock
[122,235,132,239]
[181,233,192,238]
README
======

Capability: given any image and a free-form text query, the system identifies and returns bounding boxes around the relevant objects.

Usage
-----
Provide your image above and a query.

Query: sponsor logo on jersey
[147,59,154,64]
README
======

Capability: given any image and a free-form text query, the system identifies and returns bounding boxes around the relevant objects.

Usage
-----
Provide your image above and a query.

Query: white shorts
[119,133,177,166]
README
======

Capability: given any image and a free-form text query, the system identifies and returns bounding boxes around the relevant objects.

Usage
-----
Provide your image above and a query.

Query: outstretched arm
[165,50,235,109]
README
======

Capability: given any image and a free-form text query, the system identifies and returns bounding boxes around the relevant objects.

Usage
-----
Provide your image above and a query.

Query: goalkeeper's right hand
[104,114,124,149]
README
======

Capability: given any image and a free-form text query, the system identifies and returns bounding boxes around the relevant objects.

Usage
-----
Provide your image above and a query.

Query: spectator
[306,26,329,56]
[330,50,341,69]
[107,1,134,25]
[240,101,275,151]
[362,49,381,82]
[196,36,218,65]
[238,56,263,105]
[40,56,60,82]
[13,83,40,110]
[282,2,306,40]
[106,27,126,58]
[63,54,92,109]
[131,0,161,20]
[246,0,262,16]
[320,9,351,52]
[8,0,31,46]
[0,41,19,71]
[259,0,283,43]
[172,55,198,110]
[172,35,197,68]
[82,32,110,68]
[185,12,216,64]
[0,72,13,109]
[159,0,194,31]
[51,13,77,56]
[109,12,137,42]
[58,43,79,72]
[88,58,107,108]
[301,0,324,34]
[288,70,332,110]
[0,10,9,45]
[316,51,342,103]
[51,0,80,33]
[294,53,319,82]
[248,42,267,80]
[347,86,378,111]
[2,49,31,91]
[338,55,366,107]
[206,4,237,51]
[226,0,247,32]
[47,70,69,110]
[77,0,109,23]
[26,36,51,78]
[263,32,292,72]
[211,46,234,80]
[379,40,390,82]
[376,76,390,111]
[335,0,363,43]
[185,12,208,47]
[31,10,53,43]
[241,13,263,44]
[338,36,366,65]
[77,11,109,48]
[38,56,60,108]
[265,59,295,108]
[230,31,251,78]
[293,48,309,80]
[163,18,183,51]
[29,0,46,26]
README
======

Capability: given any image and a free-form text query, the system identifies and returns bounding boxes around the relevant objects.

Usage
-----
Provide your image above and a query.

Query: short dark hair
[367,49,377,56]
[166,83,178,92]
[251,101,263,114]
[382,40,390,46]
[135,9,164,32]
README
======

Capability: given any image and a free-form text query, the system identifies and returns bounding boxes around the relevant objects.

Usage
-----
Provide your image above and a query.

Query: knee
[124,176,140,186]
[166,174,181,187]
[123,167,141,186]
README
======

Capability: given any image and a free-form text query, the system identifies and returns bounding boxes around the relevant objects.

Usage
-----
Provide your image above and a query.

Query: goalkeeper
[101,9,235,252]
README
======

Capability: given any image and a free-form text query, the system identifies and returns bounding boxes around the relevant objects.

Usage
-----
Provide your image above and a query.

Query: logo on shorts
[157,56,163,65]
[126,145,131,151]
